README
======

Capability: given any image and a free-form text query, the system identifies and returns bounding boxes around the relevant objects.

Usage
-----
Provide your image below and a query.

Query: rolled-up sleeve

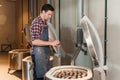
[31,24,41,41]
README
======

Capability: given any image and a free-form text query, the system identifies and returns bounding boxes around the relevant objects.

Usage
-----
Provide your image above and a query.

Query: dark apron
[32,26,50,78]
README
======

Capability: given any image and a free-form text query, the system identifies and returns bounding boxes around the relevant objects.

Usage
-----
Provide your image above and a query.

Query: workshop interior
[0,0,119,80]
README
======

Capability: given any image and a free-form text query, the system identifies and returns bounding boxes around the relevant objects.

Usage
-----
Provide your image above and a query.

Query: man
[30,4,60,80]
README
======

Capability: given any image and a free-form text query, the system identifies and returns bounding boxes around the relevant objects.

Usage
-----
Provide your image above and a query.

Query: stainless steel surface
[47,22,62,66]
[22,56,53,80]
[45,66,92,80]
[8,49,30,73]
[80,16,105,80]
[52,53,61,66]
[80,16,99,67]
[71,46,82,65]
[22,56,33,80]
[46,15,106,80]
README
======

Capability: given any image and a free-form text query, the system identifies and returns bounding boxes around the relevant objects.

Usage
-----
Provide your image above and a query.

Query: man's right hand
[51,40,60,47]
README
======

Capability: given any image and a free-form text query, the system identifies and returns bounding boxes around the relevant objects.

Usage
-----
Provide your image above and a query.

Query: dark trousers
[31,54,44,80]
[34,78,44,80]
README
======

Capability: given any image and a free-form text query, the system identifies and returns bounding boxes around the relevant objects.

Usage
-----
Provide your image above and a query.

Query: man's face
[44,10,53,20]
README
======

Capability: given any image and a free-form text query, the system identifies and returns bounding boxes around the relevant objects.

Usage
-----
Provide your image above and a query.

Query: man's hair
[41,4,54,12]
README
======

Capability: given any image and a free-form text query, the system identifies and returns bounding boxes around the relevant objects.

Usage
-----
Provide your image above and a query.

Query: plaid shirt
[30,16,47,41]
[30,16,48,54]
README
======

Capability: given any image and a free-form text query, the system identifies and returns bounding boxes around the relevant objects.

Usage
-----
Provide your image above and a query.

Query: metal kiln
[45,16,105,80]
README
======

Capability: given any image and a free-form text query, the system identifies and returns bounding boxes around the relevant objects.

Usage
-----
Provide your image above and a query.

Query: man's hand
[51,40,60,47]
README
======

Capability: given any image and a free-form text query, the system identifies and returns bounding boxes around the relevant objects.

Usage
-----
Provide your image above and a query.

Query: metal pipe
[78,0,83,20]
[76,0,83,47]
[47,0,52,23]
[29,0,34,24]
[82,0,84,16]
[47,0,51,4]
[21,0,24,46]
[58,0,61,40]
[71,0,85,65]
[36,0,40,16]
[104,0,107,65]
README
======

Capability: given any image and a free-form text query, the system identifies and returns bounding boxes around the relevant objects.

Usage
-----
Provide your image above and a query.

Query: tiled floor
[0,52,21,80]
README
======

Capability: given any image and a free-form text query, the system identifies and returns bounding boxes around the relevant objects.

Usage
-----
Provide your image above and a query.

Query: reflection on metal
[80,16,99,67]
[71,46,82,65]
[47,22,58,53]
[81,16,99,67]
[47,22,61,66]
[47,0,51,4]
[47,22,59,40]
[71,43,88,65]
[22,56,33,80]
[80,16,105,80]
[76,0,84,47]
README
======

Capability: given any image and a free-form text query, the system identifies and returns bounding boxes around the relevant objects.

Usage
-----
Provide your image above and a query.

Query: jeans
[31,54,44,80]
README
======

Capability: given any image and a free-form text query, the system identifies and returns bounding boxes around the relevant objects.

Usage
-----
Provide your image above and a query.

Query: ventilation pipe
[47,0,52,23]
[47,0,61,66]
[47,0,51,4]
[103,0,108,76]
[76,0,84,47]
[23,0,34,48]
[70,0,85,65]
[29,0,34,24]
[104,0,107,66]
[58,0,61,39]
[36,0,40,16]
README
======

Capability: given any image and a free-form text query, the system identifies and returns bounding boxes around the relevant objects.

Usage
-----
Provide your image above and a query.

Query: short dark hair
[41,4,54,12]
